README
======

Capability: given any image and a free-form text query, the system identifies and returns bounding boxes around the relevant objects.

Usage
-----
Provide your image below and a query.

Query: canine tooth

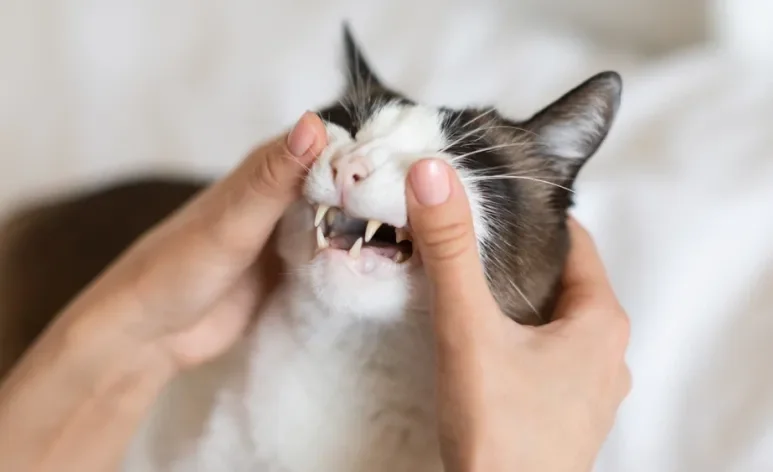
[364,220,382,243]
[326,207,338,225]
[316,226,328,249]
[314,205,330,227]
[393,252,407,263]
[396,228,411,243]
[349,237,363,258]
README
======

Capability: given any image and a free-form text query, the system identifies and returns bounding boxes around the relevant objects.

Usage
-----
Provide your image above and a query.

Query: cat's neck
[253,278,434,357]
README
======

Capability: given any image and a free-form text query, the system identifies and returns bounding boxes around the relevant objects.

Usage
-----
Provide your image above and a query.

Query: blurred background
[1,0,772,470]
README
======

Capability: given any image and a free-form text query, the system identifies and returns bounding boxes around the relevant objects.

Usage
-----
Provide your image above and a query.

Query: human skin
[0,113,630,472]
[0,111,328,471]
[406,158,631,472]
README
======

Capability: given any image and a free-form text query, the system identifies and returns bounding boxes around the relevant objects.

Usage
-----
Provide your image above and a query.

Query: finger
[560,216,615,301]
[117,113,326,317]
[157,112,326,266]
[406,159,499,326]
[618,363,632,399]
[161,269,259,368]
[193,111,328,258]
[548,217,614,323]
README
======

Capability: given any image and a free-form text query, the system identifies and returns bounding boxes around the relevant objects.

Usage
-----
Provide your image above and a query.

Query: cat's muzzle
[313,205,414,263]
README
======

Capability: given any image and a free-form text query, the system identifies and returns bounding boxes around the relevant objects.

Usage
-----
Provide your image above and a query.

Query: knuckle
[578,296,630,352]
[250,150,288,199]
[602,309,631,357]
[611,309,631,344]
[420,221,475,262]
[622,364,633,394]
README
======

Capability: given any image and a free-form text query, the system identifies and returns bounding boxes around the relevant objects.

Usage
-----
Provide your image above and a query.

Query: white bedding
[1,1,772,471]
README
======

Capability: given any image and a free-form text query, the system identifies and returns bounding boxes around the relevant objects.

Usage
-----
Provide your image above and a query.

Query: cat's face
[276,26,622,324]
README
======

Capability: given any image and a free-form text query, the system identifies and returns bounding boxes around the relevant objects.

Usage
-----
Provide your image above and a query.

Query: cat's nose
[332,156,371,188]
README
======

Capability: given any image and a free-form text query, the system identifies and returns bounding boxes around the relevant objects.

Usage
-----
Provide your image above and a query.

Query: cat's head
[276,25,622,324]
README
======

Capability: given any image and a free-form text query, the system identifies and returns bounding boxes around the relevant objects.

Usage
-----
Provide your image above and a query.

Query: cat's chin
[313,246,416,277]
[283,247,425,321]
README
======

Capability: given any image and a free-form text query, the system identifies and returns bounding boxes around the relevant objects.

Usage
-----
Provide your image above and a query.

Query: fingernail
[287,112,315,156]
[410,159,451,206]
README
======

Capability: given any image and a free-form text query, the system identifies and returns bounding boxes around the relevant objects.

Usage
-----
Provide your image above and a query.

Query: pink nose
[332,156,371,187]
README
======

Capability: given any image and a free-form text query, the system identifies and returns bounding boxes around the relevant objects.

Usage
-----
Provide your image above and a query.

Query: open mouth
[313,205,414,264]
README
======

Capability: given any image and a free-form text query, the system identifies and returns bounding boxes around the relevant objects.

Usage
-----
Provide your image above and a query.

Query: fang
[349,237,363,258]
[326,207,338,226]
[316,226,328,249]
[314,205,330,227]
[364,220,383,243]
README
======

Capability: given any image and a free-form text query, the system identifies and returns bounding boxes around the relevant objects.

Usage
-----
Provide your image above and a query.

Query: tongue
[328,235,401,259]
[362,242,400,259]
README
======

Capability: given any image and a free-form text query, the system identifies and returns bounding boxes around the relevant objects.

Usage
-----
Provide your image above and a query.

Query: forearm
[0,298,174,471]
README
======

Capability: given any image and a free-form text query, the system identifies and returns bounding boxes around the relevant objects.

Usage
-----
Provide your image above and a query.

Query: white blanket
[2,1,772,470]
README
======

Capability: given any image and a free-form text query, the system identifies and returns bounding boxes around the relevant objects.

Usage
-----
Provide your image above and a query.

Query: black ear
[524,71,622,182]
[342,23,383,91]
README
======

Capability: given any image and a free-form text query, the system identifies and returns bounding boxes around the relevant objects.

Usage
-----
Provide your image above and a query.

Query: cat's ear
[342,23,383,91]
[524,71,622,182]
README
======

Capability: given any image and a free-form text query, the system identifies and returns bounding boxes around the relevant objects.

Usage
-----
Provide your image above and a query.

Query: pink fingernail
[287,112,315,156]
[410,159,451,206]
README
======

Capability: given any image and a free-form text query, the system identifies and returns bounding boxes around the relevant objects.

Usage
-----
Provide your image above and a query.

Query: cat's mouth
[313,205,414,264]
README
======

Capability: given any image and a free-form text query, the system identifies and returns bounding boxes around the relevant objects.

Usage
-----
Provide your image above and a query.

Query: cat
[0,25,622,471]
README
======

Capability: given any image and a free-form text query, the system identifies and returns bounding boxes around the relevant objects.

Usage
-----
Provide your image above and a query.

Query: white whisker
[463,174,574,193]
[507,277,539,317]
[449,141,534,163]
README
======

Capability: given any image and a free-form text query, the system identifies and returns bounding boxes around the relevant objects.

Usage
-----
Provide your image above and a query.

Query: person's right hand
[405,159,631,472]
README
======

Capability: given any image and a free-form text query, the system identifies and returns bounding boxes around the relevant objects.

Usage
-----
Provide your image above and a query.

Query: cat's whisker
[462,162,554,177]
[440,123,521,153]
[507,272,539,317]
[462,174,574,193]
[449,141,535,163]
[465,173,564,181]
[479,242,540,319]
[462,107,497,128]
[283,154,312,172]
[440,121,546,155]
[440,128,491,153]
[481,123,542,140]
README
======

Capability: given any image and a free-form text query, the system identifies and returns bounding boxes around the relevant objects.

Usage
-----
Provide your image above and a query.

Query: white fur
[122,101,491,471]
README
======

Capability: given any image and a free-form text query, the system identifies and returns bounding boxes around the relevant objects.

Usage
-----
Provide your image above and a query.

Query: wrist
[59,308,177,392]
[52,276,181,381]
[0,300,176,471]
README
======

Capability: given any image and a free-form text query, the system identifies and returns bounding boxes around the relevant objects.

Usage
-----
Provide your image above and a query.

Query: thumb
[125,112,328,311]
[186,111,328,258]
[235,110,328,206]
[406,159,498,326]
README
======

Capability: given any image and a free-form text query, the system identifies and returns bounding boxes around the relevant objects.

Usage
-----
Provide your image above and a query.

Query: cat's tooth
[316,226,328,249]
[364,220,382,243]
[325,207,338,226]
[393,252,407,263]
[396,228,411,243]
[349,237,364,258]
[314,205,330,227]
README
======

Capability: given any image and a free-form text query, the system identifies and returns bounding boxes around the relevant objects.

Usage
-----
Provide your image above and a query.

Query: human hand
[405,159,631,472]
[60,111,328,370]
[0,112,328,472]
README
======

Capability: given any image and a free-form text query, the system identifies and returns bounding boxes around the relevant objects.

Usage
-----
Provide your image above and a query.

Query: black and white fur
[121,25,622,471]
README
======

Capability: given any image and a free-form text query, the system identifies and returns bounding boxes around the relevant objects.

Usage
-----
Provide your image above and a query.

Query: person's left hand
[59,111,328,370]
